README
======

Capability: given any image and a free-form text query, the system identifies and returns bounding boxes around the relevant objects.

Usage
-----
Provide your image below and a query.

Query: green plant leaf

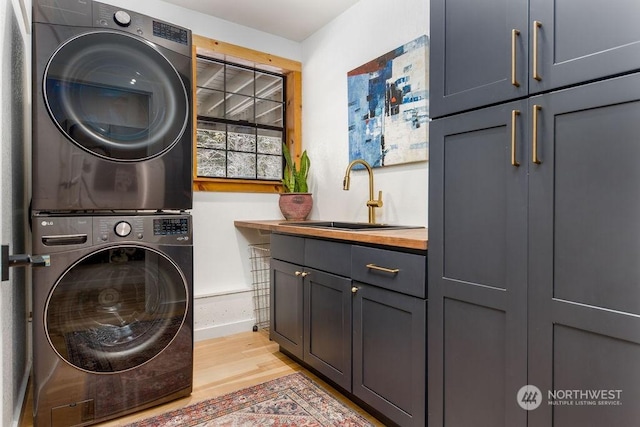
[281,143,310,193]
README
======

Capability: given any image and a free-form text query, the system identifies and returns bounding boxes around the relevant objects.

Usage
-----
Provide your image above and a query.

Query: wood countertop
[234,219,428,251]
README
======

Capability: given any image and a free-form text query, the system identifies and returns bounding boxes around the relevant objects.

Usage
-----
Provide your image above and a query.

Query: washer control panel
[33,214,192,252]
[153,217,189,236]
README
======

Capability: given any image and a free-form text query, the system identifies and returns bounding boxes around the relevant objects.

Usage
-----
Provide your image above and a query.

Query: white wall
[1,0,31,425]
[302,0,430,226]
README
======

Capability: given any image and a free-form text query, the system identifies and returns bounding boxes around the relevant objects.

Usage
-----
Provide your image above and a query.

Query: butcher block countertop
[234,220,428,251]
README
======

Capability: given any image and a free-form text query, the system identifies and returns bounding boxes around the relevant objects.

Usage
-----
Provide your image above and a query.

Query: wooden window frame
[192,35,302,193]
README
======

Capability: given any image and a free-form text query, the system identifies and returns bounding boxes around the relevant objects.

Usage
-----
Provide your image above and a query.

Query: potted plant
[279,143,312,221]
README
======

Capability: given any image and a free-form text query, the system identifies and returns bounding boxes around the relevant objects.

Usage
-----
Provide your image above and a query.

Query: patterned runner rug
[125,372,375,426]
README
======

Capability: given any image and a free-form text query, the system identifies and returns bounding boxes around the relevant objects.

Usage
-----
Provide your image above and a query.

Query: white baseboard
[194,319,256,341]
[193,289,259,341]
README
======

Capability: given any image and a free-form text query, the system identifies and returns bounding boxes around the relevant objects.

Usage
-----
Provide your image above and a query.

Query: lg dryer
[32,0,193,212]
[31,213,193,426]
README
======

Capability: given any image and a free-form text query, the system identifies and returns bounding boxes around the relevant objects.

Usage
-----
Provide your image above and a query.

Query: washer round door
[43,31,189,161]
[45,245,189,373]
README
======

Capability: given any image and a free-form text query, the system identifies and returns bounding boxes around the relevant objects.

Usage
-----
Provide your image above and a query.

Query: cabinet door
[270,259,304,359]
[352,283,426,427]
[428,100,528,427]
[530,0,640,94]
[528,73,640,426]
[303,269,352,390]
[430,0,528,117]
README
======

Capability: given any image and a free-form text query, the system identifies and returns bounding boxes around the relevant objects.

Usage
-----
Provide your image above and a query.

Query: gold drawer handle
[511,29,520,87]
[366,263,400,274]
[532,104,542,164]
[511,109,520,167]
[533,21,542,81]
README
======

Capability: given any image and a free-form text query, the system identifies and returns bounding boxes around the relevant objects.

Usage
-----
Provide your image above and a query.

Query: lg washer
[31,214,193,426]
[32,0,193,212]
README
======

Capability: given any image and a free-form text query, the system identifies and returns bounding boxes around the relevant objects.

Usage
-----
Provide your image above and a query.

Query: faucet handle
[366,191,383,208]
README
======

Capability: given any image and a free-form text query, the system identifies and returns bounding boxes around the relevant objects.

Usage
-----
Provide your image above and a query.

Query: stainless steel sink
[282,221,424,231]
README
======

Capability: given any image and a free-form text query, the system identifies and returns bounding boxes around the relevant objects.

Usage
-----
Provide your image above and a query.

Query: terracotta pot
[279,193,313,221]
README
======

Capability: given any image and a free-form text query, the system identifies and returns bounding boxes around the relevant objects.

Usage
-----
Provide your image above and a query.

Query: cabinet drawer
[271,233,305,265]
[352,246,426,298]
[305,239,351,277]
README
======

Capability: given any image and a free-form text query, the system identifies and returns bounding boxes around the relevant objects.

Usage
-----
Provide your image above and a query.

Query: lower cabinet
[352,284,426,427]
[304,268,353,390]
[270,258,304,359]
[270,233,427,427]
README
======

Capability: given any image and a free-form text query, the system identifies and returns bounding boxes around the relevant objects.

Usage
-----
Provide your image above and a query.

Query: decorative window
[196,57,284,180]
[192,36,302,193]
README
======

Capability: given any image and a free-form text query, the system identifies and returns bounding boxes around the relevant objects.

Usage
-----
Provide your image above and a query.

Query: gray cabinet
[352,283,426,427]
[528,73,640,426]
[428,100,528,427]
[270,233,427,427]
[351,245,427,427]
[430,0,528,117]
[270,258,304,359]
[304,268,352,390]
[270,235,352,390]
[429,72,640,426]
[431,0,640,117]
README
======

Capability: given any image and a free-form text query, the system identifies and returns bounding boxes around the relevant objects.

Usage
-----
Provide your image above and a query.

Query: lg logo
[40,220,53,227]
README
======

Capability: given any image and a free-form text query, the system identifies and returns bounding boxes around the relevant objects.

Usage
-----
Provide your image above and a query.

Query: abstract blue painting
[347,35,429,168]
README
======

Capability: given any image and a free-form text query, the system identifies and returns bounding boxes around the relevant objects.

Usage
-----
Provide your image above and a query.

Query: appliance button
[113,10,131,27]
[101,234,108,241]
[137,28,144,36]
[137,233,143,239]
[114,221,132,237]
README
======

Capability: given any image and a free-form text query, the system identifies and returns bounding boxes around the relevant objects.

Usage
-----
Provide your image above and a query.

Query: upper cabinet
[430,0,640,117]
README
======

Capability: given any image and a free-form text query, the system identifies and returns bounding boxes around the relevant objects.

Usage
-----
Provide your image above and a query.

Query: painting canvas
[347,35,429,167]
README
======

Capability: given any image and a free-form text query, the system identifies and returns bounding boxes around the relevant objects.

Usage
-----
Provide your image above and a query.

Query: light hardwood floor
[20,330,384,426]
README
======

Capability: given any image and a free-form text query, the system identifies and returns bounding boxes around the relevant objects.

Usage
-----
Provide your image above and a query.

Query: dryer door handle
[1,245,50,281]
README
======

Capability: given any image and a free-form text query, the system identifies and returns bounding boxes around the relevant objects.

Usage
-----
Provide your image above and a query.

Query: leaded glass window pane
[195,56,285,181]
[258,154,282,180]
[197,148,226,177]
[257,130,282,155]
[228,151,256,179]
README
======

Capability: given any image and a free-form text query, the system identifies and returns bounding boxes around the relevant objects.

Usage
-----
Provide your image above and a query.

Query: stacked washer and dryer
[31,1,194,426]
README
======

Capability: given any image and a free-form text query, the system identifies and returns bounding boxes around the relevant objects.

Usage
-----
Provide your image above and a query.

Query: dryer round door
[43,31,189,161]
[45,245,189,373]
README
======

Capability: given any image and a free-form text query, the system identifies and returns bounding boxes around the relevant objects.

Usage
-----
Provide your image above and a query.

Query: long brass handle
[366,263,400,274]
[532,104,541,164]
[533,21,542,81]
[511,109,520,167]
[511,29,520,87]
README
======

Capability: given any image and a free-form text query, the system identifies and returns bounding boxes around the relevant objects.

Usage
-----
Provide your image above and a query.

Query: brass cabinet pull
[366,263,400,274]
[511,109,521,166]
[301,272,309,277]
[532,104,542,164]
[511,29,520,87]
[295,271,309,277]
[295,271,302,276]
[533,21,542,81]
[351,286,359,294]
